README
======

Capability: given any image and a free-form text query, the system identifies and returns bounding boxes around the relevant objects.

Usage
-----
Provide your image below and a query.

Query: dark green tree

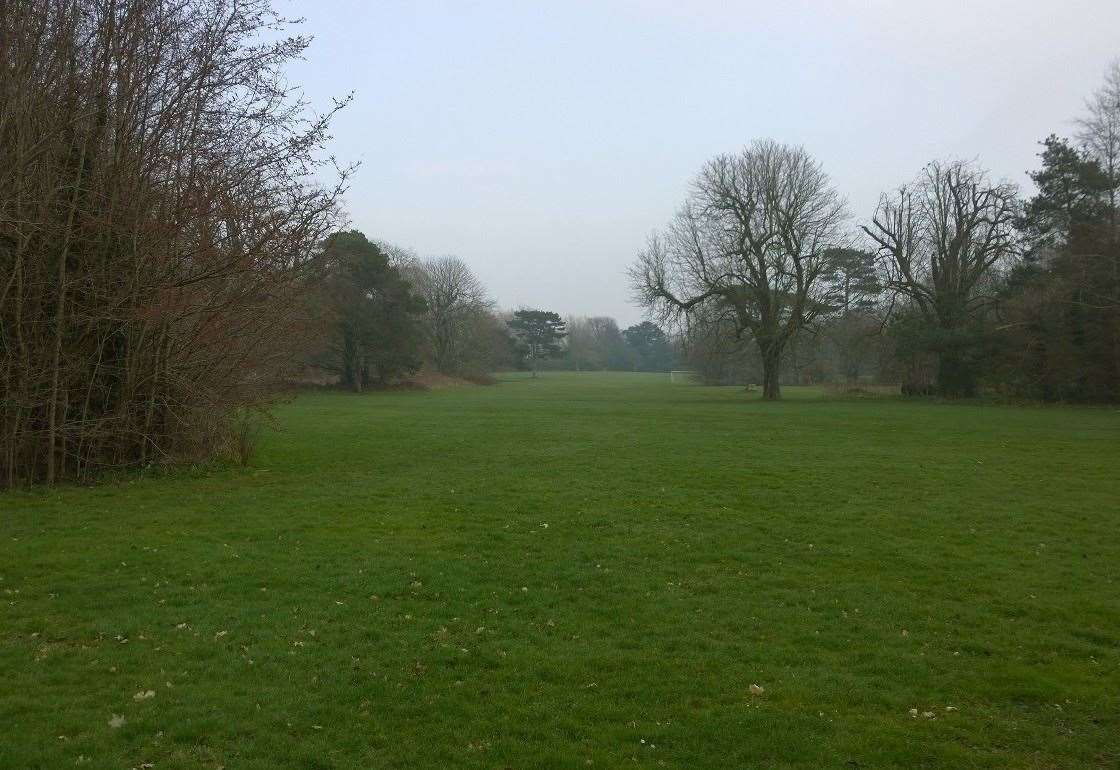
[823,248,882,313]
[994,135,1119,401]
[508,310,566,377]
[623,321,675,371]
[322,231,426,391]
[1020,135,1111,247]
[820,248,883,384]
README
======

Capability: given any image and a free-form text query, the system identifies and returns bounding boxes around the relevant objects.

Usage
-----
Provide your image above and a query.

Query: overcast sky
[288,0,1120,326]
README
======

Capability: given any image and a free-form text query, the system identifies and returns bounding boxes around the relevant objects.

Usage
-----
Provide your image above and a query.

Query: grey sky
[290,0,1120,326]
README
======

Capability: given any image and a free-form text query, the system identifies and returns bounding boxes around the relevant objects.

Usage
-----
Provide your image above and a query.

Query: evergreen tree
[508,310,566,377]
[623,322,675,371]
[322,231,426,391]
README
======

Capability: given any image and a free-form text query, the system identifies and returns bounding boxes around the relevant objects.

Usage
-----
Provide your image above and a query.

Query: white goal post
[669,370,697,384]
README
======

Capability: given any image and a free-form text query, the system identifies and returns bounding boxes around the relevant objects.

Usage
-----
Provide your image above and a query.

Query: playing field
[2,373,1118,768]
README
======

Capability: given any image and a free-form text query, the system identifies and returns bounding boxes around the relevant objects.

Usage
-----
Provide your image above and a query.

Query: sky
[287,0,1120,327]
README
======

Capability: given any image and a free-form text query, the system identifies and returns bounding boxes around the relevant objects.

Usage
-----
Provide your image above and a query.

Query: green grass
[2,372,1119,769]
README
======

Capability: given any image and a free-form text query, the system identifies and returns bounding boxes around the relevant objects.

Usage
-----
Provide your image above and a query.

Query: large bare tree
[630,140,847,399]
[863,160,1019,396]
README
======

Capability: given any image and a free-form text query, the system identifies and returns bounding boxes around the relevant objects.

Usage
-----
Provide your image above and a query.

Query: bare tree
[630,140,847,399]
[565,317,599,371]
[0,0,350,486]
[564,316,634,370]
[417,257,491,374]
[1077,60,1120,231]
[863,160,1019,396]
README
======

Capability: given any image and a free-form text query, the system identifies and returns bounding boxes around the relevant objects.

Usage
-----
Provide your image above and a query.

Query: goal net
[669,370,697,384]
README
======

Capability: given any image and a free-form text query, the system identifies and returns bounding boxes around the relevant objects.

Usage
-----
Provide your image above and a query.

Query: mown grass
[2,372,1118,769]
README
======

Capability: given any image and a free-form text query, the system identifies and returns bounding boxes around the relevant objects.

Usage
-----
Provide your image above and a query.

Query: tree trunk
[759,342,783,400]
[762,361,781,399]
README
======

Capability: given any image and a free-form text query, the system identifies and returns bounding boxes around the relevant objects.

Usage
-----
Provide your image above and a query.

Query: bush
[0,0,348,486]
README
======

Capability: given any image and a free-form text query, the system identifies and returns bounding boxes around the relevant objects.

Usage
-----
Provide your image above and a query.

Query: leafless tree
[863,160,1019,396]
[630,140,848,399]
[565,317,598,371]
[564,316,633,370]
[417,257,492,374]
[0,0,351,486]
[1077,59,1120,231]
[378,240,423,272]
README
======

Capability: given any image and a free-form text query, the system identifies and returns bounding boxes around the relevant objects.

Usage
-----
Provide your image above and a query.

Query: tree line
[303,231,680,386]
[632,63,1120,401]
[305,232,510,390]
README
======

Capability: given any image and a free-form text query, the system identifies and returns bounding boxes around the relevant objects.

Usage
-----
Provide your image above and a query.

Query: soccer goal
[669,370,697,384]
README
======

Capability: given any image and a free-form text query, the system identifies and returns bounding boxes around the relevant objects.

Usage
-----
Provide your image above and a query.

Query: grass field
[2,372,1119,769]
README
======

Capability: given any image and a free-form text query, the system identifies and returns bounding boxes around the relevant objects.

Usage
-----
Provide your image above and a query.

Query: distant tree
[417,257,492,374]
[820,248,883,384]
[458,310,520,376]
[509,310,566,377]
[825,248,882,313]
[565,317,600,371]
[630,140,848,399]
[1076,59,1120,232]
[623,322,675,371]
[322,232,426,391]
[864,160,1019,397]
[586,317,633,370]
[565,316,634,371]
[378,241,423,270]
